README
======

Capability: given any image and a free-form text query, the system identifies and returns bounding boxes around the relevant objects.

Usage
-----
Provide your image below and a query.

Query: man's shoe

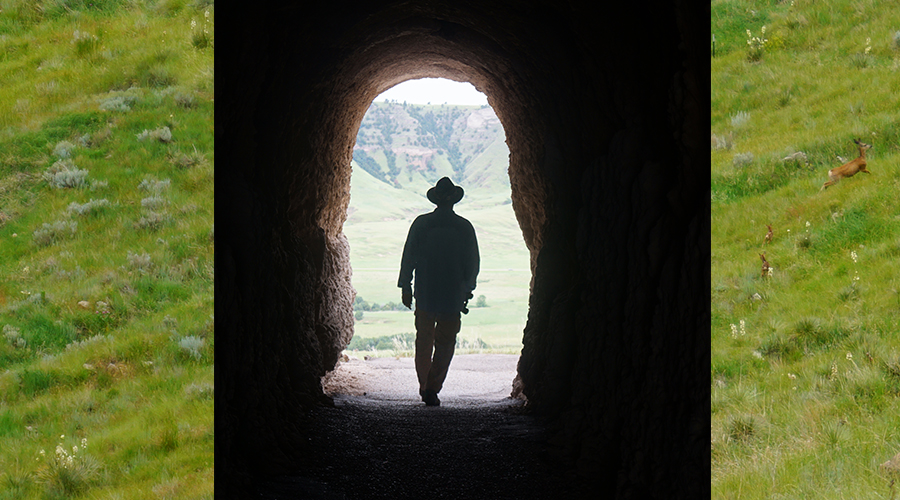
[423,389,440,407]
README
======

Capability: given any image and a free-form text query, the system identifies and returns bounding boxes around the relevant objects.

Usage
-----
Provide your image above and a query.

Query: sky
[374,78,488,106]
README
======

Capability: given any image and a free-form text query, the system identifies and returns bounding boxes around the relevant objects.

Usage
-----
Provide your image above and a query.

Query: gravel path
[254,355,591,499]
[321,354,520,403]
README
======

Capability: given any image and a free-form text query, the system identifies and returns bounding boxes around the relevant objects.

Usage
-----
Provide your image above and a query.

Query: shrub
[35,437,100,496]
[33,221,77,246]
[732,152,754,168]
[98,88,143,111]
[141,196,167,211]
[138,178,171,193]
[178,336,205,360]
[99,96,131,111]
[53,140,76,159]
[184,382,214,400]
[126,250,152,273]
[72,30,100,57]
[136,126,173,143]
[347,333,415,351]
[883,354,900,380]
[167,147,206,169]
[474,295,488,308]
[711,132,734,151]
[163,315,178,330]
[134,212,170,230]
[43,160,88,189]
[67,198,110,216]
[3,325,26,349]
[456,336,487,349]
[730,111,750,129]
[174,91,196,108]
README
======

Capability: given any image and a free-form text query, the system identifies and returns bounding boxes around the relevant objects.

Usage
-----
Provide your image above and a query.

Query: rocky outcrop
[218,1,707,497]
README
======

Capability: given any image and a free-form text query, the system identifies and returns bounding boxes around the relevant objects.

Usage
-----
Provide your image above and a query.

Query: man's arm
[466,221,480,292]
[398,220,418,308]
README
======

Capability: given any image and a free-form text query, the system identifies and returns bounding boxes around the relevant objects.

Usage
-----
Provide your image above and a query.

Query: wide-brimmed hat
[426,177,464,205]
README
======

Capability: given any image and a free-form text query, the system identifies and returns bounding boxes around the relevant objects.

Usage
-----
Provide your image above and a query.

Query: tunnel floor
[253,356,593,499]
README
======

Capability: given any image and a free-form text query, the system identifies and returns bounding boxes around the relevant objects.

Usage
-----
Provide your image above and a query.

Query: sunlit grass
[712,0,900,498]
[0,0,213,497]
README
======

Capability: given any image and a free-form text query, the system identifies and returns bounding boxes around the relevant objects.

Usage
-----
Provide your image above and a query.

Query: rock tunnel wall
[218,1,708,497]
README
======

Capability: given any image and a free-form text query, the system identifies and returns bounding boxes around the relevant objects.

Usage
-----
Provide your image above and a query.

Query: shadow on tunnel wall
[216,1,710,497]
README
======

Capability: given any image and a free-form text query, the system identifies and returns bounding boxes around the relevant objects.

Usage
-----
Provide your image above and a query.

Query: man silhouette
[399,177,480,406]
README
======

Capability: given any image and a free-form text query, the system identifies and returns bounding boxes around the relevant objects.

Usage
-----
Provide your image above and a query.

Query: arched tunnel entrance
[341,78,530,392]
[218,2,708,498]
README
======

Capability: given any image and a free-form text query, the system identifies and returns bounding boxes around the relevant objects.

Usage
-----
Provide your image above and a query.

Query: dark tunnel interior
[217,1,709,497]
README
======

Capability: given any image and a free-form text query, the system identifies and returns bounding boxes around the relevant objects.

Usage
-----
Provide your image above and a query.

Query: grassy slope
[345,103,529,353]
[0,1,213,498]
[711,0,900,497]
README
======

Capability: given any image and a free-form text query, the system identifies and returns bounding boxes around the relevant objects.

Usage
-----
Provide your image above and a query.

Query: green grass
[0,0,213,497]
[712,1,900,497]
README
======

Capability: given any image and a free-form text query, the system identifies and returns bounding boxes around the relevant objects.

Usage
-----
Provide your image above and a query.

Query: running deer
[759,253,770,278]
[821,139,872,190]
[764,225,773,245]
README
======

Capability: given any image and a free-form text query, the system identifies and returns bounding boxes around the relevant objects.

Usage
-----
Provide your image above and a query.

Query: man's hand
[401,286,412,309]
[461,292,473,315]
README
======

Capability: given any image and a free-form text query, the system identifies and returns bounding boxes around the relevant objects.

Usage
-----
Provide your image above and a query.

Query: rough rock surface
[218,1,708,498]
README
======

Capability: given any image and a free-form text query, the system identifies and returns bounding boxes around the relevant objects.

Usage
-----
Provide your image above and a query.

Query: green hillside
[711,0,900,497]
[0,1,213,498]
[345,102,530,353]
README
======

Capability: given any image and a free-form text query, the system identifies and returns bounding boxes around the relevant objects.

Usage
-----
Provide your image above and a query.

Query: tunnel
[217,1,709,498]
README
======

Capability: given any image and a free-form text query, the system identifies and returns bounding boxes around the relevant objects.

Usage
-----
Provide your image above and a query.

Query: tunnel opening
[333,77,532,401]
[219,2,707,497]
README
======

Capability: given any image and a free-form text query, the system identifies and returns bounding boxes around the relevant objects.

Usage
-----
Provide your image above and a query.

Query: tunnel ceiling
[219,1,708,498]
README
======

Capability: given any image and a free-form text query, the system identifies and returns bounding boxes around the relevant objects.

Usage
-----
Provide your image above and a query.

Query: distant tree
[353,295,371,311]
[475,295,488,308]
[355,310,364,321]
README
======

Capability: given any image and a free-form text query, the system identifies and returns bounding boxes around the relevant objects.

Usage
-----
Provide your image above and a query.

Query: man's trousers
[414,309,461,394]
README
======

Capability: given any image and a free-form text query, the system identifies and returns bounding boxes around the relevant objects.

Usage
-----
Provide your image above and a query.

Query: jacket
[398,206,480,314]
